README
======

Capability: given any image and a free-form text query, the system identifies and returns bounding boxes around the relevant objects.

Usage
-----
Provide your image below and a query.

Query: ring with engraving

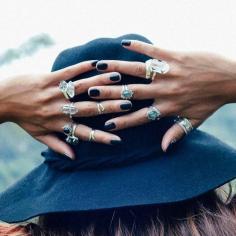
[176,117,194,135]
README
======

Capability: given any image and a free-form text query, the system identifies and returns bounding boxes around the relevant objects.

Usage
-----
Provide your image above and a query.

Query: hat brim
[1,130,236,223]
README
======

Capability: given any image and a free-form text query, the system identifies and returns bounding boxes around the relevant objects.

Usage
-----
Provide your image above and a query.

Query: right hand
[0,61,131,159]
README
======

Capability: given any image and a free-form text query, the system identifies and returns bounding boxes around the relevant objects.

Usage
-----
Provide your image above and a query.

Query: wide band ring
[121,85,134,100]
[61,103,78,118]
[59,80,75,99]
[145,59,170,80]
[89,129,96,142]
[97,103,105,114]
[146,106,161,121]
[176,117,194,135]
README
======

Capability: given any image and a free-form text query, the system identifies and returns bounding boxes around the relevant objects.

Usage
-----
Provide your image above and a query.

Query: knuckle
[134,63,144,76]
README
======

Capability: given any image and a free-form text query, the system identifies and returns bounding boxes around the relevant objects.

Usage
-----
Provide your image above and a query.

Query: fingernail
[166,139,177,152]
[91,60,99,67]
[64,153,75,160]
[110,139,123,145]
[89,88,100,97]
[120,102,132,110]
[104,122,116,131]
[110,74,121,82]
[121,39,131,46]
[96,62,108,70]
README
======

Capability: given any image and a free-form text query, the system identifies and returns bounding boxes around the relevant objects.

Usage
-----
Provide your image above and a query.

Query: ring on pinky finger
[175,117,194,135]
[146,106,162,121]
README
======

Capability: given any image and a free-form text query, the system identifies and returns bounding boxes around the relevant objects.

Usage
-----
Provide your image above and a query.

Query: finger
[74,72,121,95]
[161,119,200,152]
[121,40,172,60]
[88,84,159,100]
[96,60,146,79]
[103,104,169,131]
[47,60,97,84]
[37,134,75,160]
[49,119,122,145]
[71,100,132,117]
[74,124,122,145]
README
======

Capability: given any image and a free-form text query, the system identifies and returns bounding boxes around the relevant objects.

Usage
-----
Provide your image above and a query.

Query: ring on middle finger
[121,84,134,100]
[61,103,78,118]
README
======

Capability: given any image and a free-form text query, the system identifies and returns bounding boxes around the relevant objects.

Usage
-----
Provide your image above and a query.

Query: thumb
[162,118,200,152]
[37,134,75,160]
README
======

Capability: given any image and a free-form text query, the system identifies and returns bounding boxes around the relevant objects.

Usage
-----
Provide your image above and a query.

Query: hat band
[41,144,162,171]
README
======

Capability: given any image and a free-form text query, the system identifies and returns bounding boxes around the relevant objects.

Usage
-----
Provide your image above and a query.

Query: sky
[1,0,236,76]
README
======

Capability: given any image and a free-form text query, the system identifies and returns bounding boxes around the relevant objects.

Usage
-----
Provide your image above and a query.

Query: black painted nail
[104,122,116,131]
[110,140,123,145]
[91,60,99,67]
[110,74,121,82]
[166,139,177,152]
[120,102,132,110]
[97,62,108,70]
[121,40,131,46]
[89,89,100,97]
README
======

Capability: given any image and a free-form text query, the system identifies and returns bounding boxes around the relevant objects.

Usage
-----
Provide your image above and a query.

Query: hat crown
[42,34,174,170]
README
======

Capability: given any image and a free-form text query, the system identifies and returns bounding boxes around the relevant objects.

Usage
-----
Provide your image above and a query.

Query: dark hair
[21,191,236,236]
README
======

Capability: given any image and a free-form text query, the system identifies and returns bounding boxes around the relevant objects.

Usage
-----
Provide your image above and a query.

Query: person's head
[7,190,236,236]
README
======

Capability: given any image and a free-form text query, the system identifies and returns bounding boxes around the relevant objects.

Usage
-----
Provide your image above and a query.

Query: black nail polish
[110,140,123,145]
[97,62,108,70]
[104,122,116,131]
[110,74,121,82]
[89,89,100,97]
[91,60,99,67]
[121,40,131,46]
[120,102,132,110]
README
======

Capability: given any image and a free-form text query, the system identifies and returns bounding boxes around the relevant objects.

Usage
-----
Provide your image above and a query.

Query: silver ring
[63,123,79,145]
[121,85,134,100]
[61,103,78,118]
[97,103,105,114]
[59,80,75,99]
[89,129,96,142]
[145,59,170,80]
[147,106,161,121]
[176,117,194,135]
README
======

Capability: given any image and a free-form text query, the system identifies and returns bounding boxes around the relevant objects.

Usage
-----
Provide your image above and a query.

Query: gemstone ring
[59,80,75,99]
[146,106,161,121]
[121,85,134,100]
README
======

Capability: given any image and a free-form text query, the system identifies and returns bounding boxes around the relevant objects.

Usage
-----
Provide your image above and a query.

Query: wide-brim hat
[1,34,236,223]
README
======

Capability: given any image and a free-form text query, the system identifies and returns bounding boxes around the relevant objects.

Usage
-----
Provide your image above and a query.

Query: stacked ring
[176,117,194,135]
[63,123,79,145]
[97,103,105,114]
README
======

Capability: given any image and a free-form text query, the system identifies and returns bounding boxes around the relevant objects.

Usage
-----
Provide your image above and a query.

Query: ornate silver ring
[59,80,75,99]
[121,85,134,100]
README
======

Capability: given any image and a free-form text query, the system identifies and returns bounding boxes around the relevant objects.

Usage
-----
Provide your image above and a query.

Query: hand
[0,61,132,159]
[88,40,236,152]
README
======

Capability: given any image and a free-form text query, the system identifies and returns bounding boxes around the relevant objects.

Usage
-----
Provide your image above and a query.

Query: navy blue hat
[1,34,236,223]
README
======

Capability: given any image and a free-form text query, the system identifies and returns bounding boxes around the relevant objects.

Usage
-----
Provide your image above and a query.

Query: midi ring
[97,103,105,114]
[121,85,134,100]
[61,103,78,118]
[147,106,161,121]
[89,129,96,142]
[63,123,79,145]
[145,59,170,80]
[176,117,194,135]
[59,80,75,99]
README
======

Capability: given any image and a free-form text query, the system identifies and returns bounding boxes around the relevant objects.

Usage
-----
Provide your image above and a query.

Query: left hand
[88,40,236,151]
